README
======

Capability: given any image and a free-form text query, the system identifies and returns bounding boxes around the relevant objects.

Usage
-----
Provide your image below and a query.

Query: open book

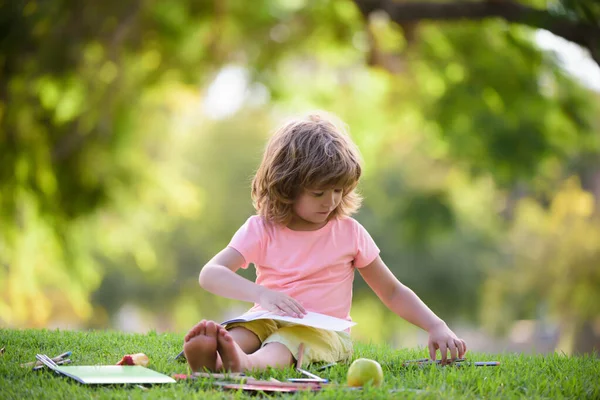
[221,310,356,332]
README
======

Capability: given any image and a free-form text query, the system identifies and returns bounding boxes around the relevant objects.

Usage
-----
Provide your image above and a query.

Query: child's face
[289,187,343,230]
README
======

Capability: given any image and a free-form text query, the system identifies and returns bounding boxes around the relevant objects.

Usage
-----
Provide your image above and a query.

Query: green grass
[1,329,598,399]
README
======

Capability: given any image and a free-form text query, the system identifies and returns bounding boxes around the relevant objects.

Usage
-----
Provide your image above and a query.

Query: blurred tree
[352,0,599,187]
[1,0,598,351]
[482,178,600,354]
[364,0,600,349]
[0,0,362,326]
[0,0,226,326]
[353,0,600,65]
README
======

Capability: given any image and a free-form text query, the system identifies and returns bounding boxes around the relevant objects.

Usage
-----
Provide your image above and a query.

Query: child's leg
[217,323,354,372]
[217,328,294,372]
[227,326,262,353]
[183,321,262,372]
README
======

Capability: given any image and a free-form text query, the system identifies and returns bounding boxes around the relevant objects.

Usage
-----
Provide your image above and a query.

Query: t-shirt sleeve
[228,216,264,269]
[353,219,380,268]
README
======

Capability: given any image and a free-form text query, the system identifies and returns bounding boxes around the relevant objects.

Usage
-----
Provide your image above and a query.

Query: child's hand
[427,322,467,364]
[258,288,307,318]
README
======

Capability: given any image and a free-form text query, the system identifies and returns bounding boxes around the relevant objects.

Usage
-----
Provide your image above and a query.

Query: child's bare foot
[217,327,252,372]
[183,320,219,372]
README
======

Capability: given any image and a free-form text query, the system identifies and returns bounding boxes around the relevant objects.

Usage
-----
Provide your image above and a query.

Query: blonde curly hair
[251,111,363,225]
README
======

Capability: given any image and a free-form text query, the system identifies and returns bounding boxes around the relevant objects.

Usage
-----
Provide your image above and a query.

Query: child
[183,111,467,373]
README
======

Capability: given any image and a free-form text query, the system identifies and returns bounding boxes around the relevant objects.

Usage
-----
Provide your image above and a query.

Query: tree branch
[353,0,600,66]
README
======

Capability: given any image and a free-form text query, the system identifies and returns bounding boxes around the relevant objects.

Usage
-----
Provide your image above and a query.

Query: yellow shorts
[224,319,353,368]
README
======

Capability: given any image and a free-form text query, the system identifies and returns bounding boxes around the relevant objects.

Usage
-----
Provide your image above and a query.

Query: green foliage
[1,328,599,399]
[416,22,597,186]
[1,0,599,356]
[558,0,600,24]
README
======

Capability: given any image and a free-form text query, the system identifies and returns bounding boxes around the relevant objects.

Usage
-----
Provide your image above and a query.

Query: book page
[222,311,356,331]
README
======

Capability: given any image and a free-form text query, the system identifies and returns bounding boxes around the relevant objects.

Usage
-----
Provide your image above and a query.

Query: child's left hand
[427,322,467,364]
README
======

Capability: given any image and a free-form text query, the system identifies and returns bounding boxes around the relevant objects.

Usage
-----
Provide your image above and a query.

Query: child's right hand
[258,288,307,318]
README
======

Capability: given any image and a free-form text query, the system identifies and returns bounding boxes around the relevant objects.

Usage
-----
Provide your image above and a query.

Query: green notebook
[50,365,176,384]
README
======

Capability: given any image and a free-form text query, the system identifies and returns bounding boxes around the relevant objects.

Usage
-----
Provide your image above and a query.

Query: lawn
[1,328,598,399]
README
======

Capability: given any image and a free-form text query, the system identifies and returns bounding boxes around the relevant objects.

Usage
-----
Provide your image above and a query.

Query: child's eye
[334,189,343,193]
[312,192,324,197]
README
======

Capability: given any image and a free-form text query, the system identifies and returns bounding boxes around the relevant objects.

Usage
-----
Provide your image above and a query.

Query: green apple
[346,358,384,387]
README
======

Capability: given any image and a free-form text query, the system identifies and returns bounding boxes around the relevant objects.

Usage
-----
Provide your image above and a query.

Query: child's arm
[199,247,306,318]
[358,256,467,363]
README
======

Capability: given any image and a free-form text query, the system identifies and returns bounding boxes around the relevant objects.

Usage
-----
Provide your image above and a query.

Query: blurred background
[1,0,599,355]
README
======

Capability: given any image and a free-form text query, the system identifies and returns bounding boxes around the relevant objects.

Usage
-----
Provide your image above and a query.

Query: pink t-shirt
[228,215,380,321]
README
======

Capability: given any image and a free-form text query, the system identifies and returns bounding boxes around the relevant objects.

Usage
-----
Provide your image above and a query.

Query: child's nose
[323,192,336,206]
